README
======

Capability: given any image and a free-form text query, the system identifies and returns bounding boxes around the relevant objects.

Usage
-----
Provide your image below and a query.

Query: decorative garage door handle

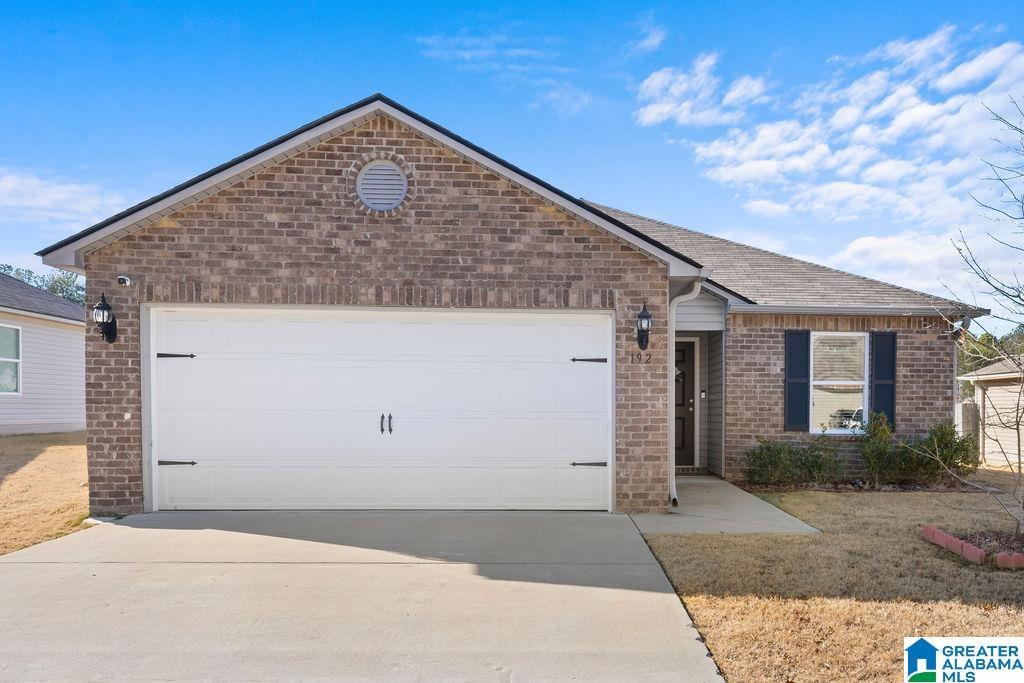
[570,461,608,467]
[156,353,196,358]
[158,460,197,466]
[570,357,607,363]
[388,413,393,434]
[380,413,385,434]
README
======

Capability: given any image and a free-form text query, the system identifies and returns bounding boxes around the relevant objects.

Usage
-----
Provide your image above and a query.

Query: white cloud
[634,53,768,126]
[629,15,667,54]
[743,199,791,218]
[0,168,126,234]
[416,30,592,118]
[933,42,1022,92]
[535,82,593,119]
[722,76,770,106]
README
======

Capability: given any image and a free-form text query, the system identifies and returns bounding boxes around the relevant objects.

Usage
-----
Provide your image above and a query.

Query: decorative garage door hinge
[570,357,607,363]
[156,353,196,358]
[570,461,608,467]
[158,460,197,466]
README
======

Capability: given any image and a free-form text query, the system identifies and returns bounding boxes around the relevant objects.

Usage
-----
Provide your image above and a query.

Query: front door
[675,341,696,466]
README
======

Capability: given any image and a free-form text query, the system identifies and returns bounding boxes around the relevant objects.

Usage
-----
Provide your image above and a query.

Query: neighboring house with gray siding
[0,273,85,434]
[36,94,986,515]
[958,358,1023,467]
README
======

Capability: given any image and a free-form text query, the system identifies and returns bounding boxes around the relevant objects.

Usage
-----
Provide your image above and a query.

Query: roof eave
[728,303,988,317]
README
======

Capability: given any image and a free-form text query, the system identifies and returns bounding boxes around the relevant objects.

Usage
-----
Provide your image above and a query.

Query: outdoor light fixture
[91,293,117,343]
[636,302,652,350]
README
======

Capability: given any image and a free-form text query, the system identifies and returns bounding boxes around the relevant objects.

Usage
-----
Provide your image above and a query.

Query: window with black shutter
[870,332,896,428]
[784,330,810,431]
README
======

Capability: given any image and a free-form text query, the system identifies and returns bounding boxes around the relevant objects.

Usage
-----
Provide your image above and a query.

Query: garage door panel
[159,413,216,460]
[159,463,216,509]
[387,321,440,357]
[554,468,605,507]
[154,308,611,510]
[555,368,607,411]
[159,361,214,408]
[388,365,443,409]
[443,321,496,358]
[443,367,499,409]
[500,417,553,456]
[555,322,608,359]
[273,363,332,409]
[205,414,271,459]
[279,465,332,506]
[445,416,499,457]
[443,467,493,504]
[216,319,270,355]
[333,467,387,505]
[272,319,327,355]
[219,466,276,507]
[498,467,553,505]
[499,368,555,410]
[333,365,386,406]
[214,361,273,407]
[498,322,555,359]
[329,320,384,357]
[162,317,214,354]
[390,467,442,504]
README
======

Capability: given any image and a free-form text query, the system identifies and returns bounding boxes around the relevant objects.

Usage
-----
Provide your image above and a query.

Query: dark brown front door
[675,341,696,466]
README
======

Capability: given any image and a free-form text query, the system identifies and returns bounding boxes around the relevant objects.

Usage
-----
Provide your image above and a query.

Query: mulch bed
[957,530,1024,556]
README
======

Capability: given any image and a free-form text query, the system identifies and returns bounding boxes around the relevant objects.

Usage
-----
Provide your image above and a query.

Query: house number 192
[629,352,652,364]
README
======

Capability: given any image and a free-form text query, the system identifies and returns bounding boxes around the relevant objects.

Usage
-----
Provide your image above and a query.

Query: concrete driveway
[0,511,721,681]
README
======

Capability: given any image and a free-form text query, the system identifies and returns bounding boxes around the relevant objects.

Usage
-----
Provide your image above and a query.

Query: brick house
[38,94,985,515]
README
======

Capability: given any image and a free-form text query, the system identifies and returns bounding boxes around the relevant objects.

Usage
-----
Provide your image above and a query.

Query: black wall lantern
[91,293,117,343]
[636,302,652,350]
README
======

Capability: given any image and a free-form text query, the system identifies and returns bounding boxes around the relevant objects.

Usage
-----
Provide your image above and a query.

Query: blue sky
[2,2,1022,328]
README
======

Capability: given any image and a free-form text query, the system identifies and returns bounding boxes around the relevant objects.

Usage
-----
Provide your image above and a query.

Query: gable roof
[37,94,702,278]
[590,202,987,316]
[0,273,84,323]
[957,356,1023,382]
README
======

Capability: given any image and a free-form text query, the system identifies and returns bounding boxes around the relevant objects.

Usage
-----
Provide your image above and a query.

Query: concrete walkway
[0,511,721,681]
[630,477,819,534]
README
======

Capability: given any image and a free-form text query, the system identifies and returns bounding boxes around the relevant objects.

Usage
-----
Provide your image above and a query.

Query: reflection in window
[811,333,867,433]
[0,325,20,394]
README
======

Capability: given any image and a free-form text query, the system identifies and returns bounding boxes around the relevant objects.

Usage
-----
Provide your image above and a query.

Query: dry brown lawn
[647,490,1024,682]
[0,431,88,555]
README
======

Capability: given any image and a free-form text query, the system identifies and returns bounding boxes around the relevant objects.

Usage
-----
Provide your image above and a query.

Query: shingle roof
[589,202,982,313]
[0,273,84,322]
[958,356,1023,381]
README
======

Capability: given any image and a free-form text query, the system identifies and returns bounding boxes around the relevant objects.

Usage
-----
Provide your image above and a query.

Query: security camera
[116,275,132,287]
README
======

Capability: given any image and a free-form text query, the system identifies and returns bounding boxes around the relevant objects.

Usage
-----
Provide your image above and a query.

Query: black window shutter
[784,330,810,431]
[870,332,897,428]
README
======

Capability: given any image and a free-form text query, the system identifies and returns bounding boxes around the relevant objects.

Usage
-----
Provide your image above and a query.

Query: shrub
[896,420,978,485]
[859,417,978,486]
[746,438,842,485]
[861,412,894,487]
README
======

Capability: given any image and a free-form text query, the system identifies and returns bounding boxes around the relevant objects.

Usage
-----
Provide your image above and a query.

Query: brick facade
[723,313,957,479]
[83,114,671,515]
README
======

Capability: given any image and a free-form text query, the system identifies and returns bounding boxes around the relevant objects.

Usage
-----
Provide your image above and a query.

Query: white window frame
[0,323,22,396]
[809,331,869,435]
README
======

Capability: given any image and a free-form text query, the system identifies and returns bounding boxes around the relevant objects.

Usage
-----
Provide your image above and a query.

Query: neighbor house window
[810,332,868,434]
[0,324,20,394]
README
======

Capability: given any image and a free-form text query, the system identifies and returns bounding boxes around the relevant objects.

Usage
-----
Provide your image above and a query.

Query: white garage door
[151,308,612,510]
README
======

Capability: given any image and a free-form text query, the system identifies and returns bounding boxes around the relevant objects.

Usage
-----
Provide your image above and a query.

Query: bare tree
[937,99,1024,535]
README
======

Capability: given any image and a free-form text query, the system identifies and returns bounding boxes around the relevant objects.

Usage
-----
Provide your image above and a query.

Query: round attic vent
[356,161,408,211]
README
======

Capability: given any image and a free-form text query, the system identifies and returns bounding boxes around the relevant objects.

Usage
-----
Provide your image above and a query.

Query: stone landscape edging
[921,524,1024,569]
